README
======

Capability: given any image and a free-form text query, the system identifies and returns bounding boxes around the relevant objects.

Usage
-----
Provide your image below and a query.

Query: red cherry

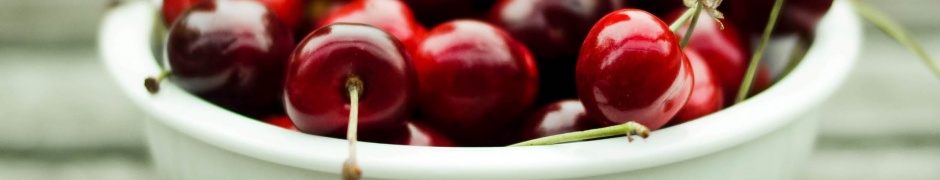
[318,0,426,55]
[284,23,417,142]
[576,9,693,130]
[519,100,601,141]
[489,0,616,60]
[667,49,723,126]
[721,0,834,36]
[263,116,298,130]
[667,10,750,105]
[391,121,457,147]
[414,20,539,146]
[488,0,618,103]
[163,0,305,31]
[165,0,294,118]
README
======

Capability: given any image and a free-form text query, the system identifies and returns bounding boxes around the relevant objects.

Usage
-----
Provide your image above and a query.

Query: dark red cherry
[722,0,834,36]
[318,0,426,55]
[667,10,750,105]
[163,0,305,30]
[414,20,539,146]
[489,0,617,60]
[488,0,618,103]
[284,23,416,142]
[519,100,602,141]
[391,121,457,147]
[165,0,294,118]
[667,49,723,126]
[263,116,298,130]
[401,0,476,26]
[576,9,693,130]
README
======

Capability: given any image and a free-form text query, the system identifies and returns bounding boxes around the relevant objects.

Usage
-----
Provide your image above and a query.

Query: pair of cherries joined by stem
[518,8,751,136]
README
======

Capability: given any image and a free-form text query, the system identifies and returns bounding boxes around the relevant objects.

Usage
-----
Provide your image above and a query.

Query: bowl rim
[99,1,861,179]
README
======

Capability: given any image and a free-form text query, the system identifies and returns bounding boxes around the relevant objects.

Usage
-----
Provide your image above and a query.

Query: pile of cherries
[152,0,832,147]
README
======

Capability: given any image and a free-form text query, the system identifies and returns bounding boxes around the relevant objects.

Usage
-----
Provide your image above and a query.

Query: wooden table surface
[1,0,938,179]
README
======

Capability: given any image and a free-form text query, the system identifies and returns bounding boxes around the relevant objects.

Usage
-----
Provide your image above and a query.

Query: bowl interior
[99,1,861,179]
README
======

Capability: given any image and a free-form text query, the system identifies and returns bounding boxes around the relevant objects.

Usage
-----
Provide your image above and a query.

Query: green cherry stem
[736,0,785,103]
[850,0,940,79]
[508,122,651,147]
[669,2,701,33]
[680,3,703,48]
[144,70,171,94]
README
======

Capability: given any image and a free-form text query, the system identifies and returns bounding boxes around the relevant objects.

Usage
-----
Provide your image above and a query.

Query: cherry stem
[669,2,700,33]
[342,75,363,180]
[679,3,703,48]
[144,70,171,94]
[508,122,651,147]
[850,0,940,79]
[736,0,785,103]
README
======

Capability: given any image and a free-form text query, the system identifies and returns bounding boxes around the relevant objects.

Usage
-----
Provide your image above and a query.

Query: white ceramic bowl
[99,1,860,179]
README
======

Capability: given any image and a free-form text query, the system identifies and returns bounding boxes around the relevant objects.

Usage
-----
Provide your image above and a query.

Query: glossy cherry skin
[318,0,426,55]
[722,0,833,36]
[166,0,294,118]
[284,23,416,142]
[666,49,723,126]
[519,100,602,141]
[390,121,457,147]
[489,0,618,103]
[263,116,298,130]
[667,10,750,105]
[414,20,539,146]
[163,0,304,30]
[576,9,693,130]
